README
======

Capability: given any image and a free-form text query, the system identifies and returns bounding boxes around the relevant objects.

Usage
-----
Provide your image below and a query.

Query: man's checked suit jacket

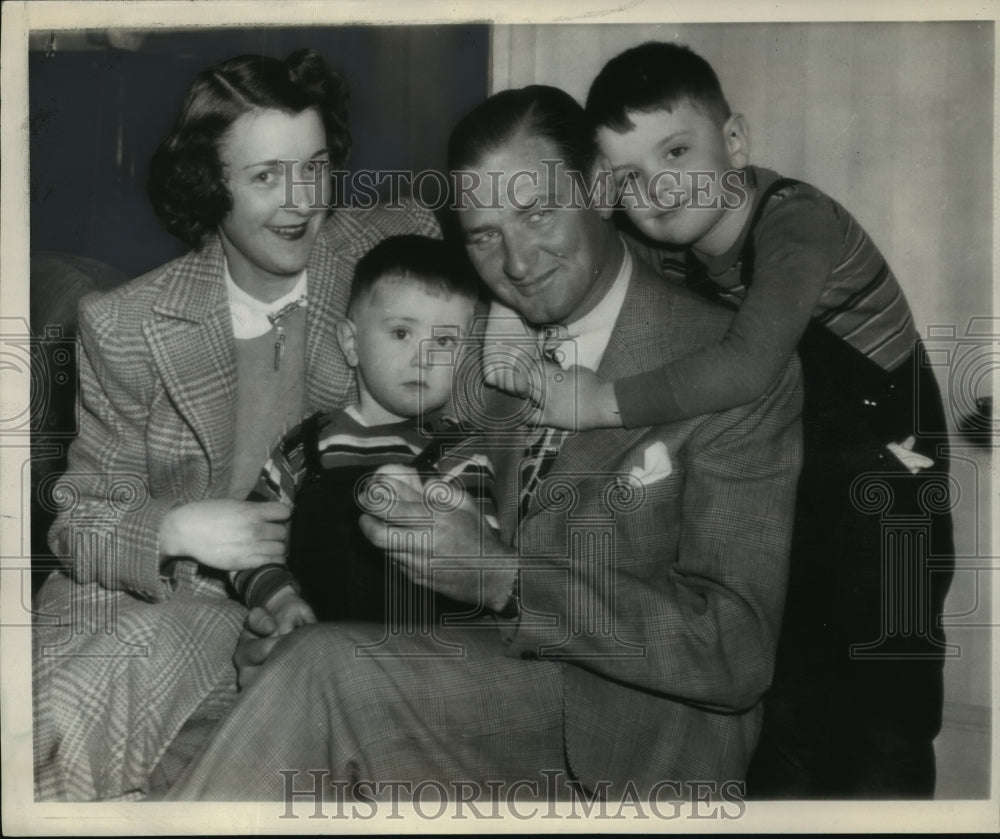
[465,253,804,790]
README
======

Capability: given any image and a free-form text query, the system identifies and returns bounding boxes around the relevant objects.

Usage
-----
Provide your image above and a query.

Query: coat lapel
[520,260,664,520]
[304,217,356,412]
[144,238,236,490]
[495,430,535,540]
[139,216,366,492]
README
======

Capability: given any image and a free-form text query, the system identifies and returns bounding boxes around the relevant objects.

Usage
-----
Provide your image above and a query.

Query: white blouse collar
[224,261,308,339]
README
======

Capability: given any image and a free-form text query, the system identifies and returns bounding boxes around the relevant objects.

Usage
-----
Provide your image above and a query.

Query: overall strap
[683,176,803,307]
[738,177,802,288]
[300,411,325,472]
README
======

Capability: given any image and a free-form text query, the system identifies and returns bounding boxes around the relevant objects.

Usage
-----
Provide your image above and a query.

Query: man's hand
[158,499,291,571]
[357,466,517,612]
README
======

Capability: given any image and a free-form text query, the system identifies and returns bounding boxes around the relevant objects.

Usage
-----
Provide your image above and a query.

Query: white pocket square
[629,441,673,485]
[886,435,935,474]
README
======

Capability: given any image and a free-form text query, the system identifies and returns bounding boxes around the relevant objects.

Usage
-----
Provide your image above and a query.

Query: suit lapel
[145,238,236,490]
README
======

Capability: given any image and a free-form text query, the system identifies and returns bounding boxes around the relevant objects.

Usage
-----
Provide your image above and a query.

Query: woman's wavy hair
[148,49,350,249]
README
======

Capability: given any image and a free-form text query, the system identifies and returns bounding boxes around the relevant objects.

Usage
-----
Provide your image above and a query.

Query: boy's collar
[344,403,450,432]
[694,166,781,276]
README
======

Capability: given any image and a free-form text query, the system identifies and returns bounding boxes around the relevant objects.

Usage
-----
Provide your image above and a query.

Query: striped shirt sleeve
[615,185,839,427]
[232,419,313,606]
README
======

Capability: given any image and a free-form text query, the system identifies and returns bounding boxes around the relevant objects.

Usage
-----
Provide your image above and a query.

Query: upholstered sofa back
[30,252,129,592]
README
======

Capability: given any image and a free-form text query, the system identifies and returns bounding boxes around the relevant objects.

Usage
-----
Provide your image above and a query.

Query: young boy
[505,42,951,798]
[231,235,493,634]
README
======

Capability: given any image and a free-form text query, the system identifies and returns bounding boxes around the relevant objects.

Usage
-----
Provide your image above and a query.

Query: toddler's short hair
[348,235,482,316]
[585,42,731,133]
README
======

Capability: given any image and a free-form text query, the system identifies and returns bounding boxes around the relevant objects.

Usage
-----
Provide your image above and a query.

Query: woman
[33,49,437,801]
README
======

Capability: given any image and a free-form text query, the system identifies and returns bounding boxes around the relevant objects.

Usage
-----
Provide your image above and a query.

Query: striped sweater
[232,406,497,609]
[616,166,920,428]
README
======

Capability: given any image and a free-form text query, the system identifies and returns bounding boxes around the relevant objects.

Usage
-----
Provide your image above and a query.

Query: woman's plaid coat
[33,203,438,800]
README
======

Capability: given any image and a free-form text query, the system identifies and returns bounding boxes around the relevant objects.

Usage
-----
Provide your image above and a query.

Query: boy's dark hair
[447,84,597,176]
[148,49,350,250]
[348,235,483,316]
[585,42,731,133]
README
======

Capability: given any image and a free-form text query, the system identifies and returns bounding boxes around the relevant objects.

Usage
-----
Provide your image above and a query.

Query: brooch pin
[267,296,307,371]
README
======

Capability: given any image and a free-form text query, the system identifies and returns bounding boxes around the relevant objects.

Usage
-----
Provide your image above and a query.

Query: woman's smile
[267,222,311,241]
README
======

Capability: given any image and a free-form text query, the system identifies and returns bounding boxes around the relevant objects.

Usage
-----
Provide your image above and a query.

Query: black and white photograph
[1,1,996,833]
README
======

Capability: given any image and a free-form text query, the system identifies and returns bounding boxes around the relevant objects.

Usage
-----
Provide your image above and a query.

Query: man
[167,85,802,801]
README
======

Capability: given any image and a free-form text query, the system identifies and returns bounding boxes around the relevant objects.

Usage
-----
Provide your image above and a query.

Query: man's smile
[510,266,558,296]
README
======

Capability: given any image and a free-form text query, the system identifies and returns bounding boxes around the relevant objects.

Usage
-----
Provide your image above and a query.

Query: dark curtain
[29,25,489,277]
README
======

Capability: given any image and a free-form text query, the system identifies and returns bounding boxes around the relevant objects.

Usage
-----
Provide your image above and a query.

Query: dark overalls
[288,413,470,627]
[687,179,955,798]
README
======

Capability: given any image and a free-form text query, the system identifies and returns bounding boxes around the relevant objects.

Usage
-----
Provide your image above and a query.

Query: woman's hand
[158,499,291,571]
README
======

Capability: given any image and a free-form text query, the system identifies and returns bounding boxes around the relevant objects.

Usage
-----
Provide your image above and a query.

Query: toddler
[232,235,493,632]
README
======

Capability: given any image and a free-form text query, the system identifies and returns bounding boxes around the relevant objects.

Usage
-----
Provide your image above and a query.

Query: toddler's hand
[265,585,317,636]
[234,607,280,691]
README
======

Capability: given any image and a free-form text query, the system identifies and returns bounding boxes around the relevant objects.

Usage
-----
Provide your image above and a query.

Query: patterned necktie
[540,325,569,367]
[517,327,569,519]
[518,427,565,520]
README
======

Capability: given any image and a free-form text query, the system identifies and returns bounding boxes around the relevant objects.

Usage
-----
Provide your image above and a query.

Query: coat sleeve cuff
[113,495,183,601]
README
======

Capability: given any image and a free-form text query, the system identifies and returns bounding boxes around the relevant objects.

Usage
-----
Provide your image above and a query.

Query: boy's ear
[335,317,359,368]
[723,113,751,170]
[591,154,616,220]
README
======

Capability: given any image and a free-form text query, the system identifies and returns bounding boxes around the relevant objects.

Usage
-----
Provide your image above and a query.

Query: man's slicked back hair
[447,84,597,176]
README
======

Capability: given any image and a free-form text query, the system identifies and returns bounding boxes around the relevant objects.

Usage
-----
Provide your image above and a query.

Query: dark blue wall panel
[29,26,489,277]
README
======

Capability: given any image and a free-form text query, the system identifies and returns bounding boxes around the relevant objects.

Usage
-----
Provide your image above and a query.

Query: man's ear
[723,113,751,170]
[591,154,616,220]
[336,317,359,368]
